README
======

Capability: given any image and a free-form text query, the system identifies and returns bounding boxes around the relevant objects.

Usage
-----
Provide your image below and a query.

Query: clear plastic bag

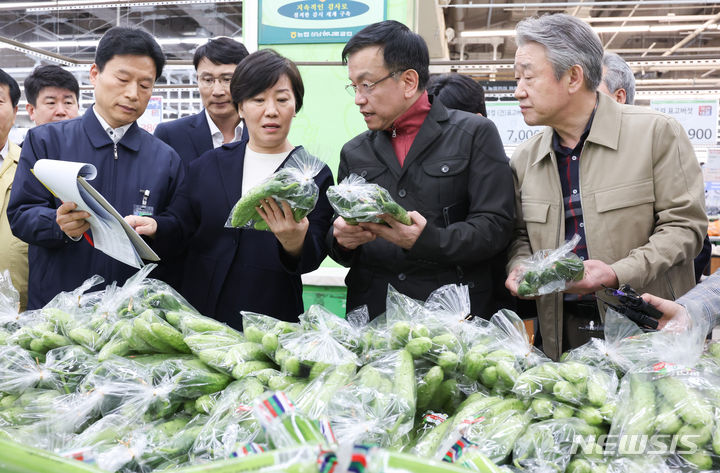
[300,304,365,357]
[242,311,300,358]
[327,349,415,448]
[6,309,73,356]
[512,417,605,472]
[608,363,720,468]
[128,354,232,402]
[386,285,464,371]
[183,329,273,379]
[326,173,411,225]
[0,270,20,325]
[512,360,619,410]
[294,362,356,420]
[40,344,98,393]
[226,149,324,231]
[455,402,532,464]
[0,345,52,394]
[137,414,207,470]
[515,234,585,297]
[561,308,645,376]
[191,377,266,462]
[461,309,549,395]
[276,319,362,378]
[252,391,330,449]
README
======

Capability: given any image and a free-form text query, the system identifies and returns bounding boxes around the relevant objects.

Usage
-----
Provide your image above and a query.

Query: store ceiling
[441,0,720,92]
[1,0,720,93]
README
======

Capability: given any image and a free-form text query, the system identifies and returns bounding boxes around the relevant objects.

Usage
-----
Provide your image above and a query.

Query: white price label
[486,101,544,146]
[650,99,718,146]
[137,96,163,134]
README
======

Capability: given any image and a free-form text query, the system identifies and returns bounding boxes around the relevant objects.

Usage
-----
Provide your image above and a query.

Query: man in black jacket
[329,20,515,318]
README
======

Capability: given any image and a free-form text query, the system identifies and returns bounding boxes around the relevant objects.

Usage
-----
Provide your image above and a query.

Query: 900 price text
[687,128,714,141]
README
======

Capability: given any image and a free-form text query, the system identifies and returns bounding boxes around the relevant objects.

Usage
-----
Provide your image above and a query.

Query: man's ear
[89,63,99,86]
[614,88,627,104]
[26,103,35,123]
[567,64,585,94]
[400,69,420,99]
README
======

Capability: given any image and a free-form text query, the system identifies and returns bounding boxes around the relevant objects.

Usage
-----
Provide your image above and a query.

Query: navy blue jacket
[7,111,185,309]
[153,143,334,328]
[154,110,248,164]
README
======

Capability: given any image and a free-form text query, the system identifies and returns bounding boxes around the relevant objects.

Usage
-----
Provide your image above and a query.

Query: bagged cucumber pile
[226,148,324,231]
[326,173,412,225]
[515,234,585,297]
[1,266,720,473]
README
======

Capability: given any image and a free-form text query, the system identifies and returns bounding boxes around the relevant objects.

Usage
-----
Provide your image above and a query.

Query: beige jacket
[508,92,707,360]
[1,140,28,311]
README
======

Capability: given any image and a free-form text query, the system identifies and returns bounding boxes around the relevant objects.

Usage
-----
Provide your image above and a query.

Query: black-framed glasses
[345,71,399,97]
[197,74,233,88]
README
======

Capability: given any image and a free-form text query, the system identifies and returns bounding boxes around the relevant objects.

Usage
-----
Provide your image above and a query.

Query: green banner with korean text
[259,0,386,44]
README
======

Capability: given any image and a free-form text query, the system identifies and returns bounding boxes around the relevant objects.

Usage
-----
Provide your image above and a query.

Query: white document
[32,159,160,269]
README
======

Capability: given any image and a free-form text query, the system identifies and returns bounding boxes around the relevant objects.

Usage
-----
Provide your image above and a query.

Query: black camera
[601,284,664,330]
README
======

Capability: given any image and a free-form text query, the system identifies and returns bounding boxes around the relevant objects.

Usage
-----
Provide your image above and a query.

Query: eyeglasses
[345,71,399,97]
[197,74,233,88]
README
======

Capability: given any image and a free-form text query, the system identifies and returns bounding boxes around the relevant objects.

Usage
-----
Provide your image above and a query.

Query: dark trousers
[562,301,603,353]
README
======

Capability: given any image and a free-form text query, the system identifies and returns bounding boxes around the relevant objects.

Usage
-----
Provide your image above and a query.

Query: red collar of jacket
[388,91,431,166]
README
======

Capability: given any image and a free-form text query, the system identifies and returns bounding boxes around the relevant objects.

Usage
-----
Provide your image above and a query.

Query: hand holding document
[32,159,160,269]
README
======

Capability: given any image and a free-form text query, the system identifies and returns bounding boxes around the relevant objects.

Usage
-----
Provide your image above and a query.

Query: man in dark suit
[329,21,515,318]
[8,27,185,309]
[154,37,249,163]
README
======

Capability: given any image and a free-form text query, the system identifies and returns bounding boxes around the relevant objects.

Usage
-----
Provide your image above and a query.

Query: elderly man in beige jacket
[0,69,28,310]
[505,14,707,360]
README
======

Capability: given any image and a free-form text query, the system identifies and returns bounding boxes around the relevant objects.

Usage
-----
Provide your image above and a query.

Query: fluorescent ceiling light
[0,1,237,11]
[460,29,515,38]
[460,23,718,38]
[26,36,243,48]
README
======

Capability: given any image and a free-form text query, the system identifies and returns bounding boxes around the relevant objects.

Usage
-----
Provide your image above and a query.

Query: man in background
[154,37,249,163]
[426,72,487,116]
[0,69,28,310]
[24,65,80,126]
[597,52,635,105]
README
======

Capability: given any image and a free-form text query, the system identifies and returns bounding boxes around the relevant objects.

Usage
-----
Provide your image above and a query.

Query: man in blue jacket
[8,27,185,309]
[154,37,249,163]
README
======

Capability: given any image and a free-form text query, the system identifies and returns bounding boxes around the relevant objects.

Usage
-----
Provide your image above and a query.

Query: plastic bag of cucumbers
[514,234,585,297]
[226,149,324,231]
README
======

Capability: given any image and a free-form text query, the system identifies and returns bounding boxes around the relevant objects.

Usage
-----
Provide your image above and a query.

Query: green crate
[302,285,347,318]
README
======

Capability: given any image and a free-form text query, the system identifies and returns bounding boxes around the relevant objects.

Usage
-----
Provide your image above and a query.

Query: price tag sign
[486,101,544,146]
[137,96,163,134]
[650,99,718,146]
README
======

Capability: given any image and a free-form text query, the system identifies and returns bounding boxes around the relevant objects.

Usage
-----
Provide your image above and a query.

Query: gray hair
[515,14,603,91]
[602,52,635,105]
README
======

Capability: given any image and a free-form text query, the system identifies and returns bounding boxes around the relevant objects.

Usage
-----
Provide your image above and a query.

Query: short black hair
[0,68,20,108]
[193,37,249,70]
[341,20,430,90]
[95,27,165,81]
[24,65,79,106]
[427,73,486,116]
[231,49,304,113]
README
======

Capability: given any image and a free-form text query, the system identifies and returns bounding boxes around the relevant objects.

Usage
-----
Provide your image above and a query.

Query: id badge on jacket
[134,189,154,217]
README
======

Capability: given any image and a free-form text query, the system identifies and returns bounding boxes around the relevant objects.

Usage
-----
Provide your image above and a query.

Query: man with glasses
[154,37,249,163]
[329,20,515,318]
